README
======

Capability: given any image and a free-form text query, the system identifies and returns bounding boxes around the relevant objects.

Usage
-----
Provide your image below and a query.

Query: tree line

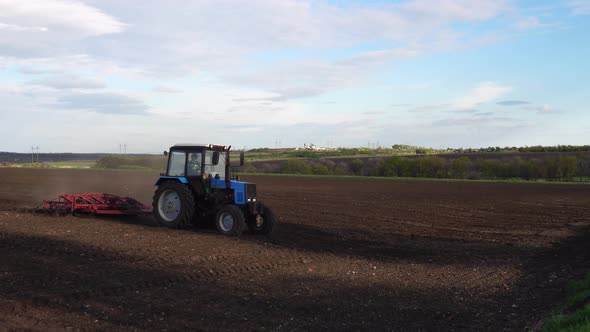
[246,154,590,182]
[452,145,590,153]
[374,155,582,181]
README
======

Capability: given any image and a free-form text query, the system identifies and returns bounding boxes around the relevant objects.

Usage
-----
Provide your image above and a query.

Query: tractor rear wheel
[247,203,276,235]
[214,205,246,236]
[153,181,195,228]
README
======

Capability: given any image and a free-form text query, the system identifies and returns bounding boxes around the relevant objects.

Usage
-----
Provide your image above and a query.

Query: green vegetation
[374,155,588,181]
[244,146,444,161]
[452,145,590,154]
[94,155,166,170]
[543,273,590,332]
[244,153,590,183]
[47,160,95,168]
[280,159,312,174]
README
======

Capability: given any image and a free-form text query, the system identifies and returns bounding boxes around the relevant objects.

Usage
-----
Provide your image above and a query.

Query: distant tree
[350,159,364,175]
[545,157,560,180]
[450,157,471,178]
[377,156,402,177]
[430,157,448,178]
[559,156,577,180]
[281,160,311,174]
[333,166,348,176]
[312,164,331,175]
[415,157,447,178]
[95,155,127,169]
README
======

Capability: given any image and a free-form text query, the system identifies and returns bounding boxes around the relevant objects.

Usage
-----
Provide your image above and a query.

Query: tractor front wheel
[247,203,276,235]
[153,181,195,228]
[215,205,246,236]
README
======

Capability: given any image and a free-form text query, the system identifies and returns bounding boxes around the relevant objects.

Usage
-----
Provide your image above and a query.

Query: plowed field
[0,168,589,331]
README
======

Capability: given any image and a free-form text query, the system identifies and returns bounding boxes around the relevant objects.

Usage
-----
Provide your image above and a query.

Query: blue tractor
[152,144,276,236]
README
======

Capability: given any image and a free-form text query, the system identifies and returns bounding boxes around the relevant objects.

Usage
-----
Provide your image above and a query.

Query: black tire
[152,181,195,228]
[247,203,276,235]
[214,205,246,236]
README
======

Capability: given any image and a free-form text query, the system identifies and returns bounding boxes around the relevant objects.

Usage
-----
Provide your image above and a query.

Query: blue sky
[0,0,588,153]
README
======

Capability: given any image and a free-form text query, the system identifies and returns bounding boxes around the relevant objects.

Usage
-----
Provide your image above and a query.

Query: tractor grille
[236,191,245,203]
[246,184,257,202]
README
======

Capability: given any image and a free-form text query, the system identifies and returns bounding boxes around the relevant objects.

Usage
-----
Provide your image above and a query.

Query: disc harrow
[36,192,151,216]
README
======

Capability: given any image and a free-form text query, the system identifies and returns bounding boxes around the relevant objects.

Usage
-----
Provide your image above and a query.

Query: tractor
[152,144,276,236]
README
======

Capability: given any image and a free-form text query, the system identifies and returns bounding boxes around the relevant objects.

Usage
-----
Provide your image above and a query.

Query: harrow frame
[37,192,152,216]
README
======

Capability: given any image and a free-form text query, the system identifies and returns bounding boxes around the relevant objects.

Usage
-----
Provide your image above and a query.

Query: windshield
[167,151,186,176]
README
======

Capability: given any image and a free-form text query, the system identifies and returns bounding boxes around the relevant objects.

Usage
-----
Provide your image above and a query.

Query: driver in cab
[187,153,201,176]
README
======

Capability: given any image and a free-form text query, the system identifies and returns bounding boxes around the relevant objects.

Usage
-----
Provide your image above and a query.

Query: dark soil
[0,168,589,331]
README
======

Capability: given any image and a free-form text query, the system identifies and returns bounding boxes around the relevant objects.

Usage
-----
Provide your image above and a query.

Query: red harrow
[36,192,152,216]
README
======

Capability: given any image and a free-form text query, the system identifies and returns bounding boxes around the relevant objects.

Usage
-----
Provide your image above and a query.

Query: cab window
[186,152,202,176]
[168,151,186,176]
[204,150,226,179]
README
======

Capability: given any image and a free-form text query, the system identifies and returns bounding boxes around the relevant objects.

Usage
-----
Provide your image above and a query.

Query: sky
[0,0,589,153]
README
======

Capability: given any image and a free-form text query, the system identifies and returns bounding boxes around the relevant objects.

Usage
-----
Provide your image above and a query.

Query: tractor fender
[155,176,189,186]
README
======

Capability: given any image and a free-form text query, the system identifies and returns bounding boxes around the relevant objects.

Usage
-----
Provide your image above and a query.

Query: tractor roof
[171,143,228,150]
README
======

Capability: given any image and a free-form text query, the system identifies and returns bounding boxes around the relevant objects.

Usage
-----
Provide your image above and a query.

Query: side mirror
[212,151,220,165]
[163,151,168,156]
[239,151,245,166]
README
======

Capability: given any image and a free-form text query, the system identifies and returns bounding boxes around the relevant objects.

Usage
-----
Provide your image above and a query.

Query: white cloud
[434,116,522,127]
[525,104,556,114]
[0,0,517,91]
[453,81,512,110]
[408,104,450,112]
[60,0,514,77]
[153,86,182,94]
[497,100,530,106]
[0,0,124,35]
[512,16,551,30]
[0,22,47,32]
[567,0,590,15]
[57,92,149,115]
[401,0,511,21]
[0,0,124,57]
[29,75,105,90]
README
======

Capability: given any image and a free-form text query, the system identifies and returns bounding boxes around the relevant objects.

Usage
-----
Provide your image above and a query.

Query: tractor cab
[158,144,231,197]
[152,143,275,236]
[163,144,227,179]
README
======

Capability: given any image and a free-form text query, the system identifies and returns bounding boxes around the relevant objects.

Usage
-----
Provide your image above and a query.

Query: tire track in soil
[0,255,312,331]
[270,193,580,229]
[279,209,550,238]
[0,227,515,319]
[0,231,314,304]
[0,230,314,267]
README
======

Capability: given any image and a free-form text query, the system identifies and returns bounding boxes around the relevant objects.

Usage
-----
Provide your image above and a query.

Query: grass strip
[543,273,590,332]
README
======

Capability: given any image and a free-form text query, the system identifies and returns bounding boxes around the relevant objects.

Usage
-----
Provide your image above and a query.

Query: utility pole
[124,144,127,154]
[36,146,39,163]
[31,146,34,163]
